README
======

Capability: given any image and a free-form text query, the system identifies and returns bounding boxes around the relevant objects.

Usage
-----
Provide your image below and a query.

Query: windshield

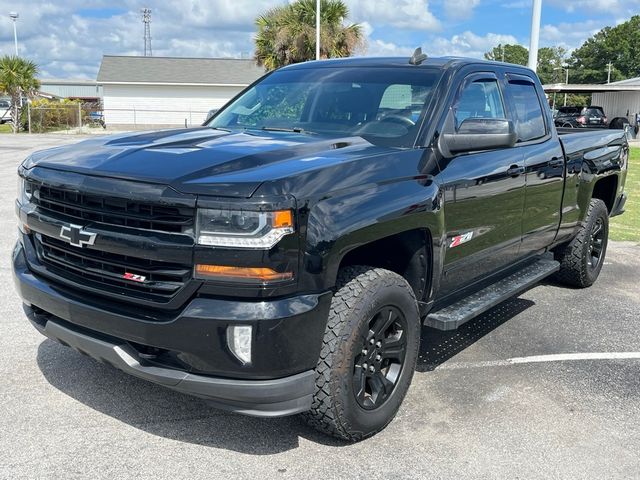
[209,67,441,147]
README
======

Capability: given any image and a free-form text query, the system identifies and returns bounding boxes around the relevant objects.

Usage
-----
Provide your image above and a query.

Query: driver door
[437,72,526,296]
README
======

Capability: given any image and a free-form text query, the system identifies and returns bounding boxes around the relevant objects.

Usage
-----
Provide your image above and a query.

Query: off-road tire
[302,266,420,441]
[553,198,609,288]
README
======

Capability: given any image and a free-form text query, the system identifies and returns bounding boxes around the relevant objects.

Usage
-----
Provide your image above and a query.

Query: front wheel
[554,198,609,288]
[302,266,420,441]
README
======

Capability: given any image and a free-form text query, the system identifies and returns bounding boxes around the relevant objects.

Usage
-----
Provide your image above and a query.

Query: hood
[24,127,385,198]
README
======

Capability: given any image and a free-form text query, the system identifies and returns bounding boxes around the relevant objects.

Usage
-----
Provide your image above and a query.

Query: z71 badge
[449,231,474,248]
[123,272,147,283]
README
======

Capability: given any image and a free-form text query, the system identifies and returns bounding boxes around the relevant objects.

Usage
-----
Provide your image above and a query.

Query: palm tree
[255,0,363,71]
[0,56,40,133]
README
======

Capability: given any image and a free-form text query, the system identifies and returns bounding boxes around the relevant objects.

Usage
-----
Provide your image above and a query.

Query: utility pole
[315,0,321,60]
[554,65,569,107]
[527,0,542,71]
[142,8,152,57]
[9,12,19,56]
[564,67,569,106]
[607,62,613,84]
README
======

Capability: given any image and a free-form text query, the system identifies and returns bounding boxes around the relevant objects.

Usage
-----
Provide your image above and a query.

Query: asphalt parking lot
[1,134,639,479]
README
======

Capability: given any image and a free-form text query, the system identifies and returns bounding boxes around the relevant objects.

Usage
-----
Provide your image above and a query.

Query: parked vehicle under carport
[554,106,608,128]
[0,99,12,124]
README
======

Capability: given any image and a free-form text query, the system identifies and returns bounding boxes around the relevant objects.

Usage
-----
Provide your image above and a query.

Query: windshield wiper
[260,126,315,134]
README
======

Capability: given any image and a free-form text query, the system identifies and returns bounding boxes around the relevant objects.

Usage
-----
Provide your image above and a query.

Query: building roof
[543,82,640,93]
[38,78,102,99]
[611,76,640,86]
[96,55,265,86]
[40,78,98,86]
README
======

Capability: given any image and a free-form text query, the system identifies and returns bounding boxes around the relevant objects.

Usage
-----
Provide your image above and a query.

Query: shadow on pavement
[417,297,535,372]
[36,296,535,452]
[36,340,347,454]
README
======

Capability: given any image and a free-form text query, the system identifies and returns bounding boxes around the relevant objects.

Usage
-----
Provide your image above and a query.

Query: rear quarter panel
[556,130,628,241]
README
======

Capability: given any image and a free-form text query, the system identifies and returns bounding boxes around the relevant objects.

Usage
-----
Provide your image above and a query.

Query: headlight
[196,208,294,249]
[17,176,32,205]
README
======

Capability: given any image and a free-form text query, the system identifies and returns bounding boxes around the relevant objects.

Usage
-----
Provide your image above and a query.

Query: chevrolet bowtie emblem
[59,224,97,248]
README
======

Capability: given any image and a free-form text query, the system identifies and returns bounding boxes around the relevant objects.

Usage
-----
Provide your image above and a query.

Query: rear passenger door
[504,74,565,254]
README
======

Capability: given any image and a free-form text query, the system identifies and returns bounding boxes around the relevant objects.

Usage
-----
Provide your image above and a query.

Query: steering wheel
[379,115,416,128]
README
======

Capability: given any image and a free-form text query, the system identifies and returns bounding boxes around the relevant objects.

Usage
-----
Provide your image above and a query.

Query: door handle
[549,157,564,168]
[506,165,525,177]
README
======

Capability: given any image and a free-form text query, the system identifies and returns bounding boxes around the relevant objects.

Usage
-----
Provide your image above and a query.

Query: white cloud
[345,0,440,31]
[430,31,519,58]
[540,19,612,51]
[546,0,636,14]
[0,0,282,78]
[359,31,519,60]
[501,1,530,8]
[362,39,416,57]
[443,0,481,20]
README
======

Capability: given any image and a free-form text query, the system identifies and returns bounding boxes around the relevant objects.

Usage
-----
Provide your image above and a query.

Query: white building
[96,56,265,127]
[544,78,640,125]
[39,79,102,101]
[592,77,640,122]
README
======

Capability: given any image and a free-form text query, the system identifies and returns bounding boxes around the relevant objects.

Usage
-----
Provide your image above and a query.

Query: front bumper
[13,241,332,417]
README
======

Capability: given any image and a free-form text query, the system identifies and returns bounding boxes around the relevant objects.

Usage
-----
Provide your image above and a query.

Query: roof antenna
[409,47,428,65]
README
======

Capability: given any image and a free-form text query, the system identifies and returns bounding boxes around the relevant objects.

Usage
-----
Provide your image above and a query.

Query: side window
[508,80,546,142]
[379,84,413,110]
[454,79,505,129]
[378,84,432,123]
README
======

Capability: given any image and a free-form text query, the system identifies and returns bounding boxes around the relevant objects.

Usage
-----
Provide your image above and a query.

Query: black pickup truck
[13,55,628,441]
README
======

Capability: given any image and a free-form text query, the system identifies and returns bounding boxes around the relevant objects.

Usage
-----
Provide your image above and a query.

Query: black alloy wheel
[588,217,605,271]
[353,306,407,410]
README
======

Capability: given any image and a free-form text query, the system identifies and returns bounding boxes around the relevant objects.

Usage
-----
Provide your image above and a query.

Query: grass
[610,146,639,242]
[0,124,12,133]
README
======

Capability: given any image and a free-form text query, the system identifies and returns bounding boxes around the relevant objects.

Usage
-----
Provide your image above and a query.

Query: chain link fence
[25,103,213,133]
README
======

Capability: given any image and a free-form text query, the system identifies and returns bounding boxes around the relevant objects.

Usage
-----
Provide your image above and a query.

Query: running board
[424,258,560,331]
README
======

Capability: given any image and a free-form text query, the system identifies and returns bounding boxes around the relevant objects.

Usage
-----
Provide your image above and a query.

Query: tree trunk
[11,92,19,134]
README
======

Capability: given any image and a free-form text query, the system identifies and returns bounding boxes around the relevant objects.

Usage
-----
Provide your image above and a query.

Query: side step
[424,258,560,331]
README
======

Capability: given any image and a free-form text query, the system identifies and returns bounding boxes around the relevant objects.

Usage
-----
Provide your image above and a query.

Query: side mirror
[440,118,517,155]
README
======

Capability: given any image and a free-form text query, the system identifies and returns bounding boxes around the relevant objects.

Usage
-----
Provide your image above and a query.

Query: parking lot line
[437,352,640,370]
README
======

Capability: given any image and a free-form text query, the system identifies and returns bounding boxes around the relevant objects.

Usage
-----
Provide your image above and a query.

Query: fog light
[227,325,252,365]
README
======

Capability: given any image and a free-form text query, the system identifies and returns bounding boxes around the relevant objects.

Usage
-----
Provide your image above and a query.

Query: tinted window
[558,107,581,115]
[509,81,546,142]
[210,67,441,147]
[0,100,9,108]
[454,79,505,129]
[584,107,604,117]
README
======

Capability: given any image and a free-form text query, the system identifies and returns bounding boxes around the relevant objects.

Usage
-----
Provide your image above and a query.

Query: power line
[142,8,152,57]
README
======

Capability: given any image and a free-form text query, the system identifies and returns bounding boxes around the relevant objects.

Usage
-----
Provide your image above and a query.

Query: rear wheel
[303,266,420,441]
[554,198,609,288]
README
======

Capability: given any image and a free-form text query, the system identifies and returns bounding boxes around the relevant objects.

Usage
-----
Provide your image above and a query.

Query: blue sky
[0,0,637,79]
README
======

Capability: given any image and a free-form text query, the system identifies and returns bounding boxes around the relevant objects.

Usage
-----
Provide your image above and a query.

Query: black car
[14,55,629,441]
[554,106,608,128]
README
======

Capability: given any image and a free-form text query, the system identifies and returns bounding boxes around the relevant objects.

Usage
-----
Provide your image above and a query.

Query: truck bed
[557,128,628,158]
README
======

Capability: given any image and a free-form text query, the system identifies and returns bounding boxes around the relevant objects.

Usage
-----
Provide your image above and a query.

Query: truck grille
[32,183,194,233]
[35,234,191,303]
